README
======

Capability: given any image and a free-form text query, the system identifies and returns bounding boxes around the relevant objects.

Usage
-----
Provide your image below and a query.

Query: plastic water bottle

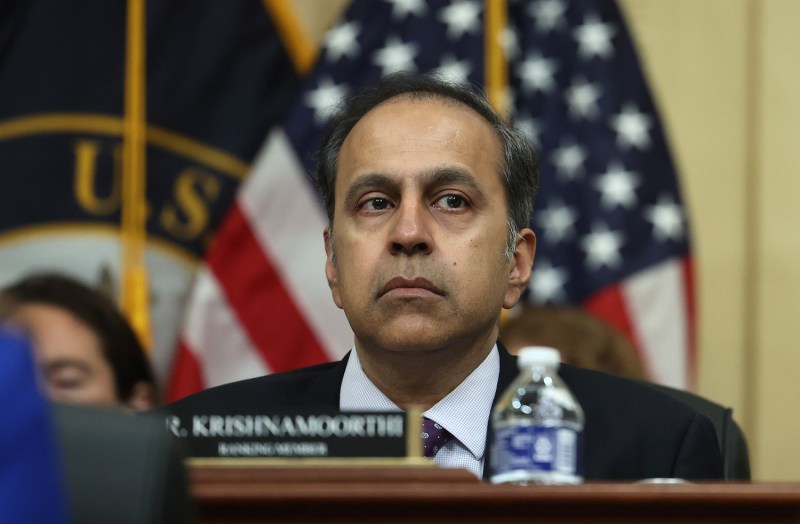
[490,346,584,485]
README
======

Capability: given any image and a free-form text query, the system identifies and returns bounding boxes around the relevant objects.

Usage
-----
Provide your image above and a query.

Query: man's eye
[435,194,468,209]
[361,197,392,211]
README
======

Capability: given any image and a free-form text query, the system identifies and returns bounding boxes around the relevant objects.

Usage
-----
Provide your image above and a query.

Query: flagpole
[486,0,513,328]
[262,0,318,75]
[485,0,509,117]
[121,0,152,350]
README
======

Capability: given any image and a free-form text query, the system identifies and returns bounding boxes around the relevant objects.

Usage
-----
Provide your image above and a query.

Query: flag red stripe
[166,339,205,401]
[682,257,697,387]
[582,284,650,374]
[208,203,330,372]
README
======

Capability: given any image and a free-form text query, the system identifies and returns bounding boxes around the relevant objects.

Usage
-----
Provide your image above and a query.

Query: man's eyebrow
[342,173,397,210]
[341,167,492,209]
[422,167,490,206]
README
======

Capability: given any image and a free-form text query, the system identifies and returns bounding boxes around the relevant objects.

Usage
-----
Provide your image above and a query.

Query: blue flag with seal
[0,0,304,379]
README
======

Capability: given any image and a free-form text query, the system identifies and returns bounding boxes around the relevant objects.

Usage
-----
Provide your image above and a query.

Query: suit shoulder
[559,363,709,443]
[165,361,342,415]
[560,364,722,479]
[560,364,696,419]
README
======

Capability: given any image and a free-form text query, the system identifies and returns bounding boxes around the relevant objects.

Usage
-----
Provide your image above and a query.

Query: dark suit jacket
[167,343,723,480]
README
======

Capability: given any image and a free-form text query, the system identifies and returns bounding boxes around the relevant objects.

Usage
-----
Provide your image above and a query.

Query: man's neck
[354,331,497,411]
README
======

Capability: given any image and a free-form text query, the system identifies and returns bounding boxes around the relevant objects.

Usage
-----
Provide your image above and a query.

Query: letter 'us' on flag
[0,1,301,379]
[170,0,696,399]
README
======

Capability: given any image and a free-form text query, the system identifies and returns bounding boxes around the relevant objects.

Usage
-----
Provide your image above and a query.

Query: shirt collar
[340,345,500,461]
[340,347,397,411]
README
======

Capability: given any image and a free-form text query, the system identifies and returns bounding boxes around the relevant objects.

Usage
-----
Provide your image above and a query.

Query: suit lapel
[296,352,351,410]
[494,342,520,404]
[482,342,518,480]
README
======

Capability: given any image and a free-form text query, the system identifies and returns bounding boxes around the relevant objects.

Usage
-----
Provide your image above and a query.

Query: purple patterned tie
[422,417,451,458]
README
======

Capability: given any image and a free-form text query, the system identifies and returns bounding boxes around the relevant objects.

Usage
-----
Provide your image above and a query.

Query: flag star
[305,78,348,124]
[499,27,520,60]
[528,0,567,33]
[434,55,471,84]
[565,78,602,120]
[581,223,625,270]
[595,162,640,209]
[517,53,559,94]
[573,14,616,60]
[645,195,685,241]
[537,201,578,243]
[551,142,587,180]
[324,21,361,62]
[372,36,419,76]
[530,260,569,303]
[385,0,427,20]
[514,116,542,146]
[439,0,482,40]
[610,103,653,150]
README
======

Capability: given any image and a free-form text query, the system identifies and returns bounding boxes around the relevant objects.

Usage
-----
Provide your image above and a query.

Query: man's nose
[388,200,434,255]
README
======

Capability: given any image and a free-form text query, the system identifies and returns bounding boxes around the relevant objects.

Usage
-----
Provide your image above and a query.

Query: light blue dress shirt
[340,345,500,478]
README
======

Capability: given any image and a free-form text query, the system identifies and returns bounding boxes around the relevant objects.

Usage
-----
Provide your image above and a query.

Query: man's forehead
[339,105,499,175]
[360,92,486,124]
[341,96,498,155]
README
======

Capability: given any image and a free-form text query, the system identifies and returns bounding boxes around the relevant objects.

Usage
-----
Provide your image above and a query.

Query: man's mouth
[379,276,444,298]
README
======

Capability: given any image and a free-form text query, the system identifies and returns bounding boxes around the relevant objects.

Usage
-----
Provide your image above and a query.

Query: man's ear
[503,228,536,309]
[124,381,156,411]
[324,227,343,309]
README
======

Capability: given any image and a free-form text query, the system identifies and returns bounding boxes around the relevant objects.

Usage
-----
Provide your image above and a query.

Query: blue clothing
[0,330,69,523]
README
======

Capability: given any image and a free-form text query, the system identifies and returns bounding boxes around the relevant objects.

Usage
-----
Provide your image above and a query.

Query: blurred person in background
[500,305,648,380]
[0,273,157,410]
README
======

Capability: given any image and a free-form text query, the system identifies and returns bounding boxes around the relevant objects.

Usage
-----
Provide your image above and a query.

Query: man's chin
[382,332,446,350]
[358,322,453,353]
[380,342,445,353]
[349,306,501,354]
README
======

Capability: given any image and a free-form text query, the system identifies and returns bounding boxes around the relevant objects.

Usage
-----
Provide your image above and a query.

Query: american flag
[167,0,694,399]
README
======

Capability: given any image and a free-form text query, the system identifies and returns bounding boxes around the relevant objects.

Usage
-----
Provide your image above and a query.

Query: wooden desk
[190,462,800,523]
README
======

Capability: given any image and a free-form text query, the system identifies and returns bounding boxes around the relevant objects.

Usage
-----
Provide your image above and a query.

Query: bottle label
[490,423,581,484]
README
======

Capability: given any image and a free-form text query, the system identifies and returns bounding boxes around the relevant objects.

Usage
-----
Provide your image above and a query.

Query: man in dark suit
[168,72,722,481]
